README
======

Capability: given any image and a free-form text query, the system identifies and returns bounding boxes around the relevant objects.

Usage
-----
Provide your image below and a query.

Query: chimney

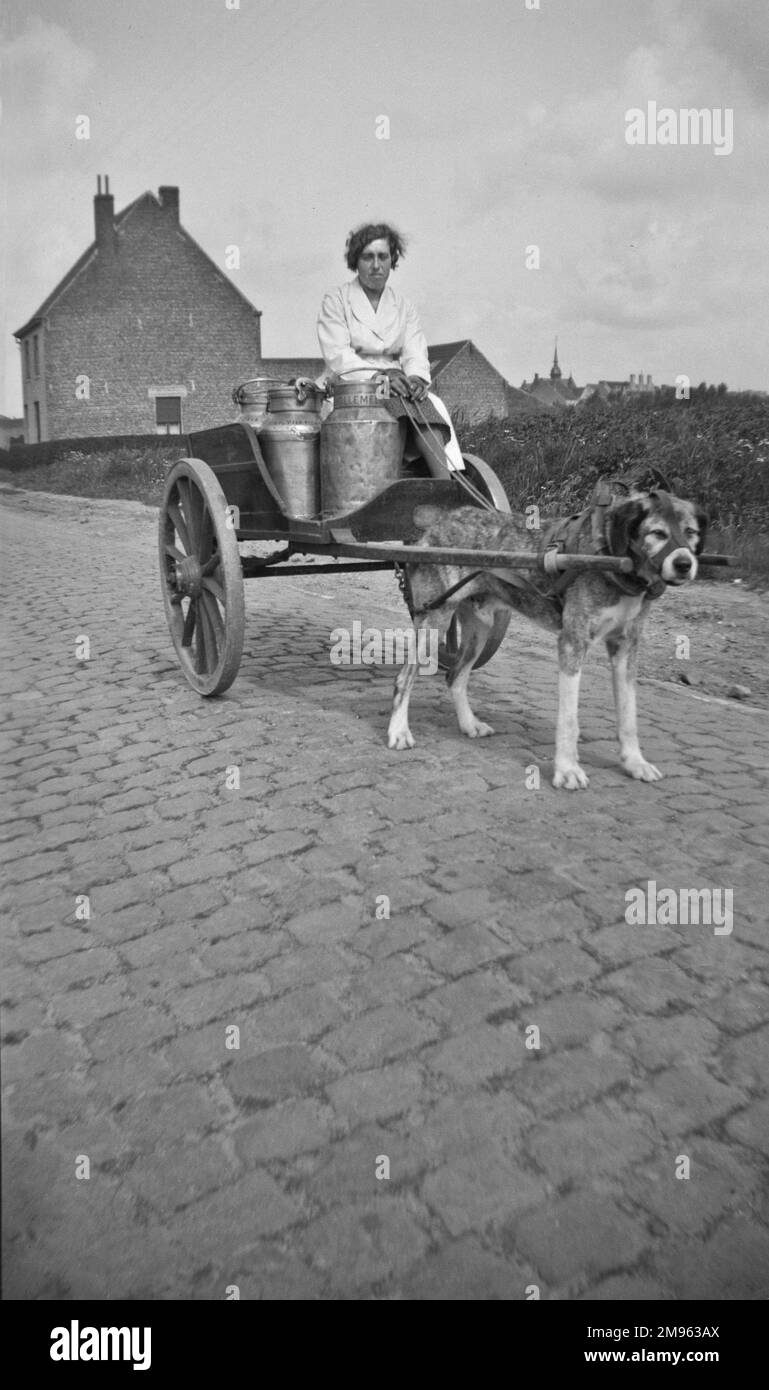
[629,373,636,386]
[94,175,116,259]
[646,373,652,386]
[158,186,179,221]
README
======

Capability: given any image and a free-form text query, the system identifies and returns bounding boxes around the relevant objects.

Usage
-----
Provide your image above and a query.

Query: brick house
[260,337,513,423]
[13,177,262,442]
[424,341,510,422]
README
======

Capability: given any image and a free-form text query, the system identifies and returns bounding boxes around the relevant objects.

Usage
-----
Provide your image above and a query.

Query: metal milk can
[258,382,322,519]
[320,380,406,517]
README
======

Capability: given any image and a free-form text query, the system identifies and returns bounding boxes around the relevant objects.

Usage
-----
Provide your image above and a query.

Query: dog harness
[541,489,688,604]
[408,480,691,622]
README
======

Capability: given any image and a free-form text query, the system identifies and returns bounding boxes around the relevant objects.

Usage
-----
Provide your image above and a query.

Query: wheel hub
[174,555,203,598]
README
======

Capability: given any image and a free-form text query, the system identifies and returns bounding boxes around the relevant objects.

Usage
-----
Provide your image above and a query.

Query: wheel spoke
[201,551,221,577]
[168,500,192,554]
[197,596,218,671]
[198,506,215,564]
[200,588,225,642]
[178,477,203,552]
[164,542,186,562]
[182,601,197,648]
[201,574,225,605]
[176,478,195,549]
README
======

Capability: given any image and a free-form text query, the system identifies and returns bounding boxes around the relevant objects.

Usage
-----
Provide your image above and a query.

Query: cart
[158,417,732,697]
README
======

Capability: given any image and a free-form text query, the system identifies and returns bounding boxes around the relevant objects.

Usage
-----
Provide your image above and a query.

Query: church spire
[550,337,562,380]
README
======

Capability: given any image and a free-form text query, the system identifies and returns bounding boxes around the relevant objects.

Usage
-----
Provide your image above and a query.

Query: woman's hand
[385,369,413,399]
[387,371,430,402]
[407,376,429,402]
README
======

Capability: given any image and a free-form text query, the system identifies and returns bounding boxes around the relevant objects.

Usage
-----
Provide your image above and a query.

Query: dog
[387,486,707,789]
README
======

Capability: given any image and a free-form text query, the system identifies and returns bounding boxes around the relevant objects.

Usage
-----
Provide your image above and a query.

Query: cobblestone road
[2,487,768,1300]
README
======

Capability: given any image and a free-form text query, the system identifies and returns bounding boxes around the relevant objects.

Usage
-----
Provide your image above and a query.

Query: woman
[315,222,465,473]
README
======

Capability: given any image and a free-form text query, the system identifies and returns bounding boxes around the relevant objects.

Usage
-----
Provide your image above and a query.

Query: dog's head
[607,490,707,586]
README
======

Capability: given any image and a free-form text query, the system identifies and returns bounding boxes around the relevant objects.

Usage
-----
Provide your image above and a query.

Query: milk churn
[320,380,406,517]
[257,382,322,519]
[232,378,275,430]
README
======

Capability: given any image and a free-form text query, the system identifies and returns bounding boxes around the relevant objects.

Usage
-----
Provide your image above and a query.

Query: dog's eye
[649,529,668,540]
[685,527,699,539]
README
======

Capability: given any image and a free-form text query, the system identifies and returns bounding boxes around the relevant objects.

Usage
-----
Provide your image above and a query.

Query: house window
[33,334,40,376]
[33,401,41,442]
[24,340,31,379]
[155,396,182,434]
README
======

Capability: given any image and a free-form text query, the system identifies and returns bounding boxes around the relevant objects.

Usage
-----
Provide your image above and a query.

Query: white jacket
[317,276,431,383]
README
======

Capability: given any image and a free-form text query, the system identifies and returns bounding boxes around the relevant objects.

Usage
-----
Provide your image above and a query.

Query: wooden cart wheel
[438,453,513,674]
[159,457,245,696]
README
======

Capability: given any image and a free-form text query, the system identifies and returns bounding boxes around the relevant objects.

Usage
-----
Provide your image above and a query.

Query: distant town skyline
[2,0,768,420]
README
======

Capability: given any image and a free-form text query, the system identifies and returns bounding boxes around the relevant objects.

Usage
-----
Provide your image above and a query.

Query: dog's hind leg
[387,609,452,751]
[553,632,589,790]
[607,629,662,782]
[447,598,496,739]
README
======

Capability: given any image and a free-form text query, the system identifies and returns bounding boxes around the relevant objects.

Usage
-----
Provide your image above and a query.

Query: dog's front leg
[387,651,419,749]
[553,633,589,790]
[607,630,662,782]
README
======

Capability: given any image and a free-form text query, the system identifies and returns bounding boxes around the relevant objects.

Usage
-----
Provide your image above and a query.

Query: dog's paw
[387,728,416,751]
[462,718,495,739]
[553,764,589,790]
[623,757,662,782]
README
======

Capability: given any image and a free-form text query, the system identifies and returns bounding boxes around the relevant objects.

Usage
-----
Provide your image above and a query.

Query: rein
[397,392,496,512]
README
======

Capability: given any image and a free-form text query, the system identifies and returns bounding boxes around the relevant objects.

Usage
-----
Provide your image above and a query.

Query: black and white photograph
[1,0,768,1335]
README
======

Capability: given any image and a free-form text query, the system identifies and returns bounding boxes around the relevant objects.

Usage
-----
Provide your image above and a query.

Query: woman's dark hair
[345,222,407,271]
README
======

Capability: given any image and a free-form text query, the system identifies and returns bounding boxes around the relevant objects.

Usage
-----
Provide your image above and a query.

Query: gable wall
[433,343,509,421]
[39,199,261,439]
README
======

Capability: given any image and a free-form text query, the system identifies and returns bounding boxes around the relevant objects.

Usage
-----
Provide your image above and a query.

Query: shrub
[457,394,769,531]
[1,445,179,505]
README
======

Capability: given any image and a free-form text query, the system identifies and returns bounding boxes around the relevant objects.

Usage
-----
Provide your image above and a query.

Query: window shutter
[156,395,181,425]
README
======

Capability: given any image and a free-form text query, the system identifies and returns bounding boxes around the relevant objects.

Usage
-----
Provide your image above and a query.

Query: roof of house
[426,340,471,376]
[506,384,550,413]
[258,357,325,376]
[520,380,574,407]
[13,189,262,340]
[0,415,24,426]
[260,341,499,384]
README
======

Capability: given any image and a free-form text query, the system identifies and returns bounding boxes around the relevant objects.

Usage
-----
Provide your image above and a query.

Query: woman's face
[357,238,392,293]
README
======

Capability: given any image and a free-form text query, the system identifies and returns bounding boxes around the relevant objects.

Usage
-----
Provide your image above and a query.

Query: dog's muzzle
[630,532,697,590]
[661,546,698,584]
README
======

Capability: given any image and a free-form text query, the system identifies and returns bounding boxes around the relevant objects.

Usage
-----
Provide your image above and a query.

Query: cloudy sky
[1,0,767,415]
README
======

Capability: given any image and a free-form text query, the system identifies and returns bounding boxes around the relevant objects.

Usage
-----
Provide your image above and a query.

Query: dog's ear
[694,507,708,555]
[607,497,647,555]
